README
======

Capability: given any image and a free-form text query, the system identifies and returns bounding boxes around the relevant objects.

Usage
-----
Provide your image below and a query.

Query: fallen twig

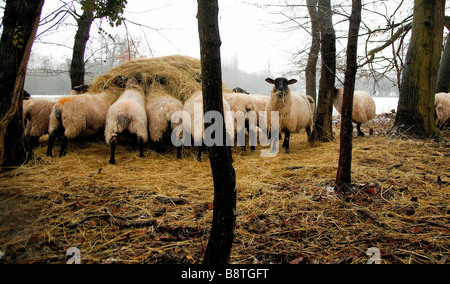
[387,160,404,175]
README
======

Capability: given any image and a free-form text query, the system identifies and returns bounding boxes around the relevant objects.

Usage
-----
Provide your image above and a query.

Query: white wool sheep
[47,89,117,157]
[104,78,148,164]
[265,78,314,153]
[249,94,270,113]
[182,91,235,161]
[23,96,64,152]
[333,88,376,137]
[223,92,255,148]
[435,92,450,128]
[146,82,183,158]
[223,92,270,151]
[249,94,271,133]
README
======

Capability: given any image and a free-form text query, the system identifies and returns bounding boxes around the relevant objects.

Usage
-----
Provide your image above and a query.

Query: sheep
[435,92,450,129]
[146,82,183,159]
[104,78,148,165]
[232,87,249,94]
[333,88,376,137]
[249,94,270,113]
[47,88,117,158]
[223,92,271,151]
[23,96,64,153]
[182,91,235,161]
[223,92,256,150]
[70,84,90,95]
[265,77,314,154]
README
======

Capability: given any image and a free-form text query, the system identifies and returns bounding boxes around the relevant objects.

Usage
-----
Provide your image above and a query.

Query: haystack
[89,55,203,102]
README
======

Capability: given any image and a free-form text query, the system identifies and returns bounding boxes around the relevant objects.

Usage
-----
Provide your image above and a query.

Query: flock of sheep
[23,60,450,165]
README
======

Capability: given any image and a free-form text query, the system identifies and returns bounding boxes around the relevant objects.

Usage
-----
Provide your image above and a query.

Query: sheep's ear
[288,79,298,85]
[265,78,275,85]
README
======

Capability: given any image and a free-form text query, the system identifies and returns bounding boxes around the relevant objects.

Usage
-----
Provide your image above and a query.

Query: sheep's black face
[266,78,298,96]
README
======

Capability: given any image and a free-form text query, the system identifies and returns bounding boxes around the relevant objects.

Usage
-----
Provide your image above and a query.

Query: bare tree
[336,0,362,192]
[69,0,127,89]
[436,34,450,93]
[305,0,321,104]
[198,0,237,265]
[0,0,45,171]
[70,6,94,89]
[311,0,336,142]
[392,0,445,140]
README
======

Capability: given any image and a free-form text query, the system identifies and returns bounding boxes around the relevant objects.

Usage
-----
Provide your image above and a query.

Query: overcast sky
[32,0,303,76]
[25,0,450,87]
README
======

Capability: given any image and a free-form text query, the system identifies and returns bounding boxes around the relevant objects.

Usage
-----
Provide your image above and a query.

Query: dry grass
[0,119,449,264]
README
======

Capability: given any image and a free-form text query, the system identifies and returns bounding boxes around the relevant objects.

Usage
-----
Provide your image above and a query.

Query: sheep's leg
[59,136,69,157]
[240,127,247,152]
[176,146,182,159]
[284,131,291,153]
[28,136,40,152]
[197,145,203,162]
[139,138,144,158]
[306,126,312,140]
[24,136,39,161]
[356,123,365,137]
[46,134,56,157]
[240,123,248,152]
[243,122,256,152]
[109,137,117,165]
[282,134,288,148]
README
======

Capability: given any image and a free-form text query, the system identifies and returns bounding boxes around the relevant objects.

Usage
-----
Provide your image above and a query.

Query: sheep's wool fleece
[105,85,148,144]
[24,97,62,138]
[49,92,114,139]
[146,84,183,142]
[266,89,314,133]
[183,91,235,144]
[334,89,376,124]
[435,92,450,124]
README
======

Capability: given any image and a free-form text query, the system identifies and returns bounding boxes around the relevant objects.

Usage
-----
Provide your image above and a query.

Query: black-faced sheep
[47,89,117,157]
[333,88,376,137]
[435,92,450,129]
[232,87,249,94]
[104,78,148,165]
[70,84,90,95]
[265,77,314,153]
[146,82,184,159]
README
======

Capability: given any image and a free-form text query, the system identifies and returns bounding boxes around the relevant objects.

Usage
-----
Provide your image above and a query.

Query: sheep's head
[232,87,249,94]
[266,78,297,97]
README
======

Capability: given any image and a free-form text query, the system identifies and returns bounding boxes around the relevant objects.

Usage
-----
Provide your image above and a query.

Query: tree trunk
[198,0,237,265]
[311,0,336,142]
[305,0,321,105]
[392,0,444,140]
[70,9,94,89]
[336,0,362,192]
[0,0,44,171]
[436,34,450,93]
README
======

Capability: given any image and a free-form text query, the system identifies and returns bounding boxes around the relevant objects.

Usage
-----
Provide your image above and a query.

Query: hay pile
[0,121,449,264]
[89,55,203,102]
